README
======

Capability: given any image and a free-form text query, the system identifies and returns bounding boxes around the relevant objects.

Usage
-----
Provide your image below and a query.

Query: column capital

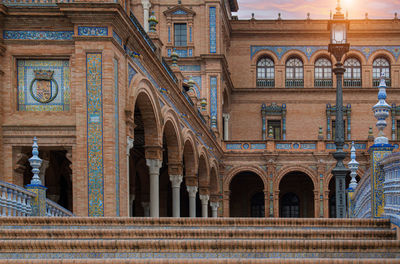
[127,137,134,155]
[210,201,219,210]
[169,174,183,188]
[187,185,198,197]
[168,163,183,176]
[146,159,162,174]
[141,0,151,9]
[145,145,163,160]
[223,113,230,120]
[199,194,209,204]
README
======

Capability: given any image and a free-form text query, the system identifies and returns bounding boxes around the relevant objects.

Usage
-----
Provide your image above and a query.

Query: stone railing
[352,169,371,218]
[381,152,400,226]
[0,181,35,217]
[46,199,74,217]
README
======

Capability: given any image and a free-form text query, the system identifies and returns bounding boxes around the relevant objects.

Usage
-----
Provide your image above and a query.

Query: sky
[234,0,400,19]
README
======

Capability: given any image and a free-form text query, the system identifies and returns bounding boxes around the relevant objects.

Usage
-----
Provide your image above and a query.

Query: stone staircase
[0,217,399,263]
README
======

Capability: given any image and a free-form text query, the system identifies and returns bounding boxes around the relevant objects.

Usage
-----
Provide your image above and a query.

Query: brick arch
[280,49,309,65]
[323,164,365,192]
[162,119,182,164]
[367,50,396,65]
[274,165,318,192]
[344,50,367,65]
[251,50,279,66]
[224,166,268,192]
[182,131,198,181]
[198,149,210,189]
[209,161,220,196]
[130,78,163,148]
[310,50,336,64]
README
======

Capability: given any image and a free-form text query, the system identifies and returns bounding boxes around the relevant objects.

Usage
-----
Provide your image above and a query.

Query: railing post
[25,137,47,216]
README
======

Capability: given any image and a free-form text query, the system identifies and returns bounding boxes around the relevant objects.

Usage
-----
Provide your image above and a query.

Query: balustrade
[0,181,34,217]
[285,79,304,88]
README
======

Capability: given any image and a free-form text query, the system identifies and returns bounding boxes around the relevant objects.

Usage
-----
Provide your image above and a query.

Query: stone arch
[198,148,210,189]
[344,50,367,65]
[280,49,309,65]
[209,161,220,196]
[368,49,396,65]
[251,50,280,66]
[162,109,183,164]
[310,50,336,64]
[182,131,198,181]
[323,164,365,192]
[224,166,268,192]
[274,165,317,192]
[130,78,163,148]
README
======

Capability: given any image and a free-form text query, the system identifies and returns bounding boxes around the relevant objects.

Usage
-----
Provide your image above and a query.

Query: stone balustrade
[0,181,35,217]
[46,199,74,217]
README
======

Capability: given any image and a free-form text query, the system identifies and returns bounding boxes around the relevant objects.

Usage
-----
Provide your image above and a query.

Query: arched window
[256,57,275,87]
[344,58,361,88]
[250,192,265,217]
[314,57,332,87]
[285,57,304,87]
[280,192,300,218]
[373,57,390,87]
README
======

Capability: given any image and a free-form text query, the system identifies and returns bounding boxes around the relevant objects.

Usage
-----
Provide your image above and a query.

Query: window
[285,57,304,87]
[256,57,275,87]
[314,57,332,87]
[344,58,361,88]
[250,192,265,217]
[268,120,281,140]
[373,57,391,87]
[281,193,300,218]
[174,23,187,47]
[331,120,346,140]
[397,120,400,140]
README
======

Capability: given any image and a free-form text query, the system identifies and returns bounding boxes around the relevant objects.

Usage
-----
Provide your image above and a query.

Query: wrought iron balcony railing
[256,79,275,88]
[314,79,333,88]
[285,79,304,88]
[343,79,362,88]
[373,78,391,87]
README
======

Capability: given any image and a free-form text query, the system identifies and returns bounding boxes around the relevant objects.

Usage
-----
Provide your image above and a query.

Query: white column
[127,137,134,216]
[210,202,219,218]
[199,194,209,218]
[141,0,151,32]
[39,159,49,186]
[142,202,150,217]
[146,159,162,217]
[223,113,230,141]
[169,174,183,217]
[186,185,198,217]
[129,194,135,217]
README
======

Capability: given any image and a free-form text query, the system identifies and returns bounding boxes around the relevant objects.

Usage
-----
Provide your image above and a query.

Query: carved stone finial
[251,13,255,20]
[171,49,179,67]
[318,126,324,140]
[148,11,158,33]
[348,141,359,190]
[395,12,398,20]
[368,126,374,140]
[372,73,391,145]
[365,12,368,20]
[307,12,310,20]
[28,137,43,186]
[200,98,207,111]
[277,13,281,20]
[268,126,274,139]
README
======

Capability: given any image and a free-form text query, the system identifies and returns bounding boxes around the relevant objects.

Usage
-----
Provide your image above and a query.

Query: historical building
[0,0,399,219]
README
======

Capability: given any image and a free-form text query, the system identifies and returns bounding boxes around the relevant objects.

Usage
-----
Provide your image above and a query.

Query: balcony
[285,79,304,88]
[256,79,275,88]
[314,79,333,88]
[343,79,362,88]
[167,47,194,57]
[373,78,391,87]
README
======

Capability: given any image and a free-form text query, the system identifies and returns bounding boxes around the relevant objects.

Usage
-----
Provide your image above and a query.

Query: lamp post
[328,0,350,218]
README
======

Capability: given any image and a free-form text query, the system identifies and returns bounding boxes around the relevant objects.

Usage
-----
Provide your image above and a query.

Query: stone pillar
[210,201,219,218]
[39,159,49,187]
[199,194,209,218]
[127,137,134,216]
[169,174,183,217]
[141,0,151,32]
[222,113,230,141]
[142,202,150,217]
[187,185,198,217]
[146,159,162,217]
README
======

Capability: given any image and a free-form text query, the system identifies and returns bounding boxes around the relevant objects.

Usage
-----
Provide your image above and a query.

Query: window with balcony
[267,120,281,140]
[373,57,391,87]
[314,57,332,87]
[174,23,187,47]
[344,58,361,88]
[256,57,275,87]
[285,57,304,88]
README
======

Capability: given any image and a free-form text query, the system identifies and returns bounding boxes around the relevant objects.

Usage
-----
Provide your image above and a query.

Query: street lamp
[328,0,350,218]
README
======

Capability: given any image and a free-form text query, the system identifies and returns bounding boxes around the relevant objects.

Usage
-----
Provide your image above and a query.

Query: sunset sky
[234,0,400,19]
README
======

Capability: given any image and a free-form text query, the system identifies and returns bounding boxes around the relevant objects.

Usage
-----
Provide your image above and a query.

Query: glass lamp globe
[331,23,347,44]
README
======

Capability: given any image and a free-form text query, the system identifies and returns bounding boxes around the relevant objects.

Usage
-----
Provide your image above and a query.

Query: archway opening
[328,173,360,218]
[279,171,314,218]
[229,171,264,217]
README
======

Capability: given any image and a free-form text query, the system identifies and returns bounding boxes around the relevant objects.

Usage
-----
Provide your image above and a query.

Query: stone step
[1,260,400,264]
[0,228,395,240]
[0,217,391,229]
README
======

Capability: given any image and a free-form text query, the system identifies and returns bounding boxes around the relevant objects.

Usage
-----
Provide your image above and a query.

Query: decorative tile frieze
[17,59,70,111]
[86,53,104,217]
[3,30,73,40]
[209,7,216,53]
[210,76,218,128]
[128,64,137,85]
[78,26,108,37]
[114,58,120,216]
[112,30,122,46]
